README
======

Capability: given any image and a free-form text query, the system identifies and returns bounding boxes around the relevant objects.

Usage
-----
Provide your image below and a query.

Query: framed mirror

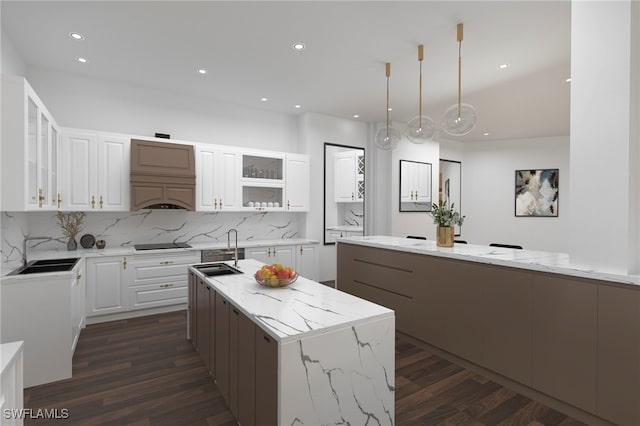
[323,143,365,245]
[439,159,462,236]
[399,160,432,212]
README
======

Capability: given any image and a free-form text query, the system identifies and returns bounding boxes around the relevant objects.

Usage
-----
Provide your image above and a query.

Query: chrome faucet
[22,236,50,267]
[227,228,239,267]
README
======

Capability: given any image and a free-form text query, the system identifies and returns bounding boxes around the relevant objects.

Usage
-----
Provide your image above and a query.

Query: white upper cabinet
[1,75,62,210]
[400,160,431,203]
[334,150,364,203]
[196,145,240,211]
[61,130,130,211]
[285,154,309,211]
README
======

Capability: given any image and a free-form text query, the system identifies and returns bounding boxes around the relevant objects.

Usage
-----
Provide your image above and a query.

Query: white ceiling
[2,1,571,142]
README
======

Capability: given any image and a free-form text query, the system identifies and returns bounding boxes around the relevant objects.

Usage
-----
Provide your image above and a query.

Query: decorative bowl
[255,273,298,288]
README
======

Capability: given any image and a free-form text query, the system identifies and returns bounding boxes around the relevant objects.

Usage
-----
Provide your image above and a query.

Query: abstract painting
[515,169,559,217]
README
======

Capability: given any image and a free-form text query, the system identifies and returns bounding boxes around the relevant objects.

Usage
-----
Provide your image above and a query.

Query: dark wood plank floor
[24,311,584,426]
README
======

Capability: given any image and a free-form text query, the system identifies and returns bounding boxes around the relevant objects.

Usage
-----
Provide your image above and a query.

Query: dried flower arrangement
[56,211,86,239]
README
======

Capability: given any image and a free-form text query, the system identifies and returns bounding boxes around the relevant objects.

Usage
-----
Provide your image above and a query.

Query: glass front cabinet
[2,75,61,211]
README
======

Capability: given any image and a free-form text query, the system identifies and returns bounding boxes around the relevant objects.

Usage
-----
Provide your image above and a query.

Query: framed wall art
[515,169,559,217]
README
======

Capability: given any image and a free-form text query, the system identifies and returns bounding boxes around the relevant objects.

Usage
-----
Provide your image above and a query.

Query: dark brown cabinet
[597,284,640,426]
[196,277,210,371]
[337,241,640,425]
[215,292,230,405]
[188,271,197,347]
[229,307,240,418]
[238,311,256,426]
[190,271,278,425]
[532,273,597,413]
[255,328,278,425]
[208,286,216,378]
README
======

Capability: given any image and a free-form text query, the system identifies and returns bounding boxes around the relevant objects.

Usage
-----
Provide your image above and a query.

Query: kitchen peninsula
[337,236,640,426]
[188,258,394,426]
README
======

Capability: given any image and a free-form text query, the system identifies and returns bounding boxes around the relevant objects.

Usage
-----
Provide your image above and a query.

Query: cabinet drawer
[130,253,199,285]
[129,281,187,310]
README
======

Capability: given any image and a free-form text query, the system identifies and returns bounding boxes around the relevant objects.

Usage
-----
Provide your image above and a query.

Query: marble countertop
[325,225,363,232]
[338,235,640,287]
[1,238,319,278]
[191,259,393,344]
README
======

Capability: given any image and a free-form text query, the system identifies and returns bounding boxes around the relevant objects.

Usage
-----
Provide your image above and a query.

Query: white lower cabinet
[246,244,318,281]
[71,259,86,353]
[86,256,129,317]
[128,251,200,310]
[246,245,295,267]
[295,245,318,281]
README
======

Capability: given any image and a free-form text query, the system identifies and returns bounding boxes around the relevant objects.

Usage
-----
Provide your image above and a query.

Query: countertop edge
[338,236,640,287]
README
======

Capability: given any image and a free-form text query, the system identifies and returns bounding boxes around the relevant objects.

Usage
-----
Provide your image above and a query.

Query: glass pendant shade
[406,115,435,143]
[442,103,476,136]
[375,126,401,151]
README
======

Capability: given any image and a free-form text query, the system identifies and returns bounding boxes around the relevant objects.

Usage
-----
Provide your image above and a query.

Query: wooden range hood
[130,139,196,211]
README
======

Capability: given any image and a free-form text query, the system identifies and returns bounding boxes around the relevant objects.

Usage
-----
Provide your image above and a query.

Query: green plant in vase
[430,200,465,247]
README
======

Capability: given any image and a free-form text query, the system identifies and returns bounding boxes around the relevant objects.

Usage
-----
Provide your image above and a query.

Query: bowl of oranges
[254,262,298,287]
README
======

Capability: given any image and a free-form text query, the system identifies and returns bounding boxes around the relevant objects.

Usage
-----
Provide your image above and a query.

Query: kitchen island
[188,258,394,426]
[337,236,640,426]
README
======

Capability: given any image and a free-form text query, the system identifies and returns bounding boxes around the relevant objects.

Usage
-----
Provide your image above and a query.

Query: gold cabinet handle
[267,248,271,257]
[99,195,104,209]
[287,200,291,210]
[38,189,44,208]
[352,192,355,200]
[300,246,303,255]
[76,274,82,280]
[123,257,127,270]
[160,283,174,288]
[91,195,96,209]
[410,190,414,200]
[219,198,222,209]
[160,261,174,265]
[415,190,418,199]
[57,193,62,208]
[214,198,218,209]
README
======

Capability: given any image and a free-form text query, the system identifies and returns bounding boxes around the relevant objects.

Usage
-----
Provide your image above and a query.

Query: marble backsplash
[1,210,299,267]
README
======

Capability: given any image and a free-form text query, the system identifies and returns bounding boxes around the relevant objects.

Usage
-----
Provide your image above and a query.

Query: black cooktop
[134,242,192,251]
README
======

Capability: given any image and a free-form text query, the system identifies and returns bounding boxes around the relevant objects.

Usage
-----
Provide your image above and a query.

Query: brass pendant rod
[385,62,391,137]
[457,23,464,119]
[418,44,424,128]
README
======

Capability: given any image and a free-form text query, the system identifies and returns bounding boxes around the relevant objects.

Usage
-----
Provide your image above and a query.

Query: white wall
[462,136,569,252]
[570,1,640,274]
[297,112,368,282]
[1,31,26,77]
[25,66,299,153]
[390,132,439,239]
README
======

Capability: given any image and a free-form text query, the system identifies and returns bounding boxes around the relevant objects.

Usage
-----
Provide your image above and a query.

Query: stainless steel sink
[193,262,243,277]
[10,258,79,275]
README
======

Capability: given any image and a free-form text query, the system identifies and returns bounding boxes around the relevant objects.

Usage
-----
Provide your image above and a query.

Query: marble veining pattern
[341,235,640,286]
[1,210,299,270]
[280,317,395,425]
[193,259,393,343]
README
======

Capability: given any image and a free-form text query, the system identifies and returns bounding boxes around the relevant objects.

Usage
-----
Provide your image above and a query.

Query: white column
[569,0,640,274]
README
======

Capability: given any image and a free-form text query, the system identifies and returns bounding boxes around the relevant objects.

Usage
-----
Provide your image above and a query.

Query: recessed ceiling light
[498,64,509,69]
[69,32,84,40]
[292,42,306,51]
[565,78,572,83]
[197,69,207,75]
[483,132,490,136]
[76,57,88,63]
[261,97,268,102]
[294,105,301,109]
[353,114,360,118]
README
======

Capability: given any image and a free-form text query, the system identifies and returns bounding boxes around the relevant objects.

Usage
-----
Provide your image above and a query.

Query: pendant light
[406,44,434,143]
[442,23,477,136]
[375,63,400,151]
